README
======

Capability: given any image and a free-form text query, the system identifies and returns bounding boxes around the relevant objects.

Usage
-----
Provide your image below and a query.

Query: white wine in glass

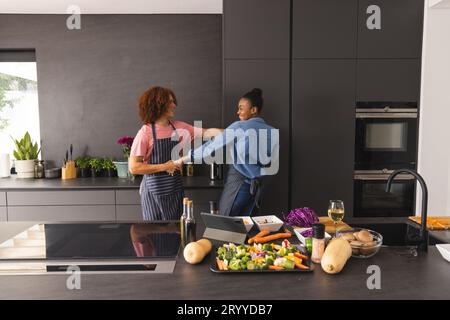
[328,200,345,237]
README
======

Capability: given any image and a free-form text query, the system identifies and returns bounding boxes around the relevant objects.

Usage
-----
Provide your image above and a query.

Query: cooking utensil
[44,168,61,179]
[70,144,73,161]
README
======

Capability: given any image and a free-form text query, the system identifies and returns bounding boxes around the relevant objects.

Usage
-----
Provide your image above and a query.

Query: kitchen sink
[350,222,444,246]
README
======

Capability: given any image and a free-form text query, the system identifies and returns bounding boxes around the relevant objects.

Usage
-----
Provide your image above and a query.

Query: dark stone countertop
[0,220,448,300]
[0,246,448,300]
[0,175,224,191]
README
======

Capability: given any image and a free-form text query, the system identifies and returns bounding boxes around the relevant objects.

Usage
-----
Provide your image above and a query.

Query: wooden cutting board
[408,216,450,230]
[318,217,352,234]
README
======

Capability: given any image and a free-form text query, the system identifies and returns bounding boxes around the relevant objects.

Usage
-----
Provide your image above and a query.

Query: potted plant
[11,132,41,178]
[114,136,134,179]
[75,156,92,178]
[89,157,104,177]
[102,158,117,177]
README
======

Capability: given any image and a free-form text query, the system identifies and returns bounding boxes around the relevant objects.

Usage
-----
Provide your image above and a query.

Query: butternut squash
[196,239,212,255]
[183,242,205,264]
[321,237,352,274]
[183,239,213,264]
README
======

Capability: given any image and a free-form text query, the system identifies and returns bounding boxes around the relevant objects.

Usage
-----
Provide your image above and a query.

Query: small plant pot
[105,168,117,177]
[113,161,129,179]
[91,168,104,177]
[78,168,91,178]
[15,160,36,178]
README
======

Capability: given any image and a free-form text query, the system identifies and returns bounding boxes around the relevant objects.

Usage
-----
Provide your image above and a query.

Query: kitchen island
[0,242,448,299]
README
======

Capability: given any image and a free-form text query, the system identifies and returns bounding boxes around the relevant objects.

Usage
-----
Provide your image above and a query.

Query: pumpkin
[321,237,352,274]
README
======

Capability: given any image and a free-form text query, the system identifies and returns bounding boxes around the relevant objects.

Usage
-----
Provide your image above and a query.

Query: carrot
[216,258,224,271]
[248,230,270,244]
[268,265,284,270]
[253,233,292,244]
[295,263,309,270]
[294,252,309,260]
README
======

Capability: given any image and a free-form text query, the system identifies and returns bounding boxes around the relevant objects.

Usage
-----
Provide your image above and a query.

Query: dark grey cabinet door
[292,60,356,216]
[357,0,424,58]
[224,0,290,59]
[224,60,290,213]
[293,0,358,59]
[356,59,421,102]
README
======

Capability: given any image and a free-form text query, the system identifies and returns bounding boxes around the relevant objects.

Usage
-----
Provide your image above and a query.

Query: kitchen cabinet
[0,207,6,221]
[356,59,421,102]
[292,60,356,216]
[357,0,424,58]
[0,192,5,206]
[7,205,116,222]
[224,60,290,214]
[223,0,290,59]
[116,205,143,222]
[293,0,358,59]
[7,190,115,206]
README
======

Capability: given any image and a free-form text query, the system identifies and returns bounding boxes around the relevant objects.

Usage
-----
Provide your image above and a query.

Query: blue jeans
[229,182,256,217]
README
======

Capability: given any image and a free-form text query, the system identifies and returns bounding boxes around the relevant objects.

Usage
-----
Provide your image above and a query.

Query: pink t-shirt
[130,121,201,162]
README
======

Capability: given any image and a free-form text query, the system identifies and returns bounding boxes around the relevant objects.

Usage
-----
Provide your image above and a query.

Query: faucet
[386,169,429,252]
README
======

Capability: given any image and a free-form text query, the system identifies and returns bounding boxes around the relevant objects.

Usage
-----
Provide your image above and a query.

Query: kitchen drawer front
[7,190,115,206]
[7,205,116,222]
[0,192,5,206]
[184,189,222,205]
[116,205,143,222]
[0,207,6,221]
[116,190,140,205]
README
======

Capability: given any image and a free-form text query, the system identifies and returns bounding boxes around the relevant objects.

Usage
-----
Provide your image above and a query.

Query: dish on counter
[338,228,383,258]
[235,216,254,232]
[211,239,313,273]
[436,244,450,262]
[252,215,284,232]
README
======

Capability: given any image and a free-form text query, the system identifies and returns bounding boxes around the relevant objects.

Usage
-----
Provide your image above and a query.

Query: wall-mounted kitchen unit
[223,0,424,218]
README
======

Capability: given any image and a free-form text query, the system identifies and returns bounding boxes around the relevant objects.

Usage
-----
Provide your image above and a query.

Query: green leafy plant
[11,131,40,160]
[89,158,103,173]
[102,158,116,170]
[75,156,91,169]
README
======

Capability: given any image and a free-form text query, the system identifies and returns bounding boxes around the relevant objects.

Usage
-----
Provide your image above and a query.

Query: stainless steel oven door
[355,108,418,170]
[353,170,416,217]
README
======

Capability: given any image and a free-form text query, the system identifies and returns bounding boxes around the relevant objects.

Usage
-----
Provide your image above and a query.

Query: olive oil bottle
[184,200,196,245]
[180,197,189,247]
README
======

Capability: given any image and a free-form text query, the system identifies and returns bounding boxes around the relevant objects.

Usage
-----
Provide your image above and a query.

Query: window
[0,50,40,159]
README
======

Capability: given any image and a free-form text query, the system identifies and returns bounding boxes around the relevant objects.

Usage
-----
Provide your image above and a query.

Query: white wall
[417,0,450,216]
[0,0,223,14]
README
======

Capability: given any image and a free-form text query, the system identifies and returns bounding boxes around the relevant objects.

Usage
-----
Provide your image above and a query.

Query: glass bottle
[311,223,325,264]
[186,162,194,177]
[180,197,189,247]
[184,200,196,244]
[34,160,45,179]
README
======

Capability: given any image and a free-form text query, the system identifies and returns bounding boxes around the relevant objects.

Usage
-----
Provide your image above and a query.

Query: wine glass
[328,200,345,237]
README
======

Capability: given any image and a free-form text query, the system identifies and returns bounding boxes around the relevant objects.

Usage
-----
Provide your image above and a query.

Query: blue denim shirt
[189,117,279,179]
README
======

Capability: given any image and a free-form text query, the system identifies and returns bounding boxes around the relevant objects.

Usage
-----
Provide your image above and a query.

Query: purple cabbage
[300,229,314,237]
[284,207,319,228]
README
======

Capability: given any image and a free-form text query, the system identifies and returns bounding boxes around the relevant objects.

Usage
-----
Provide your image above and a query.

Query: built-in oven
[353,170,416,217]
[355,102,418,170]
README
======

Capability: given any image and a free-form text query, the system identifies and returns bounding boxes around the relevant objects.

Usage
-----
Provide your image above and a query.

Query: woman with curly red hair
[129,86,222,221]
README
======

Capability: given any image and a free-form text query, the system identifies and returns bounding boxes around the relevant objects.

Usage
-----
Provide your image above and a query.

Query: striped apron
[140,122,184,221]
[219,165,263,217]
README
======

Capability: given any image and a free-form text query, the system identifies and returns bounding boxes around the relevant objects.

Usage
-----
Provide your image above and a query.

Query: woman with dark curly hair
[129,86,222,221]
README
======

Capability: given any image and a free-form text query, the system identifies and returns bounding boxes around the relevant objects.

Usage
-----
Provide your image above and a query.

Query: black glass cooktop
[0,222,181,261]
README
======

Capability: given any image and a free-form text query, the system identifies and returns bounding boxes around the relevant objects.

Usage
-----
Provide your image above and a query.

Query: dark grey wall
[0,14,222,163]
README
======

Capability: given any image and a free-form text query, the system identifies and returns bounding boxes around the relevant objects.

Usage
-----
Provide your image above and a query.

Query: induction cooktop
[0,221,181,275]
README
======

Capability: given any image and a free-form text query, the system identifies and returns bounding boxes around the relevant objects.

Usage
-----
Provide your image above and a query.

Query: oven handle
[356,112,417,119]
[354,174,416,181]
